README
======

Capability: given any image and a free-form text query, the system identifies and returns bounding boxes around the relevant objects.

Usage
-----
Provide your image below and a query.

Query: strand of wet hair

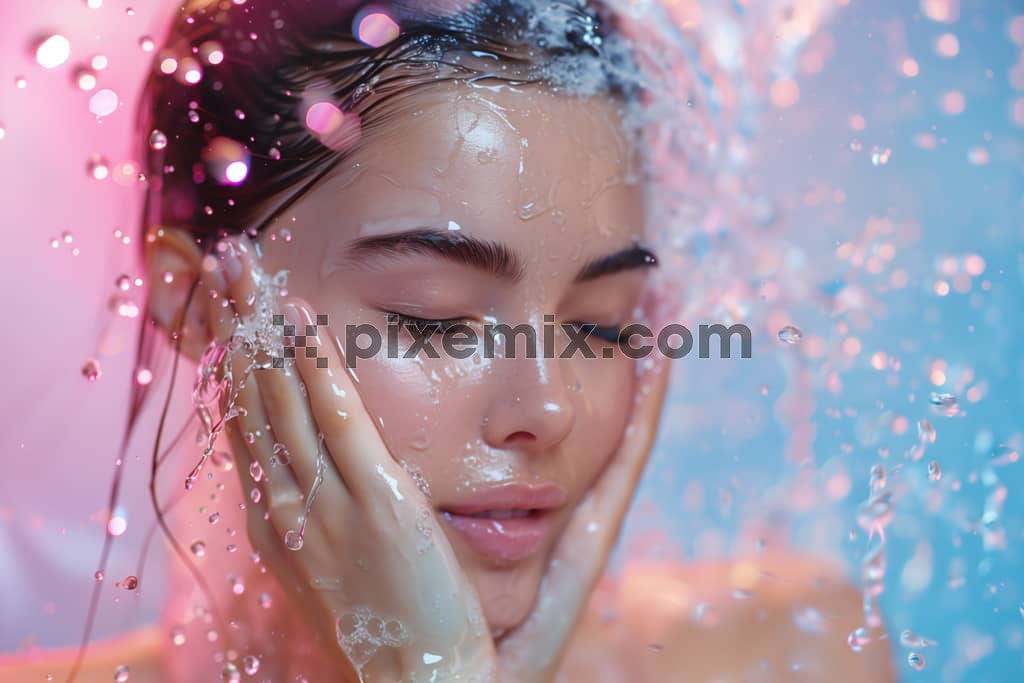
[67,285,168,681]
[133,412,196,590]
[68,271,227,681]
[146,270,233,648]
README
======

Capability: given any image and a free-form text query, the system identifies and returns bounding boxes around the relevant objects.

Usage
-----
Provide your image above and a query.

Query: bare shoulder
[558,552,896,682]
[0,626,165,683]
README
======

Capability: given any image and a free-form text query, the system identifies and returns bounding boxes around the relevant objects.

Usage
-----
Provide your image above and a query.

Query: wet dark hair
[138,0,640,248]
[73,1,644,678]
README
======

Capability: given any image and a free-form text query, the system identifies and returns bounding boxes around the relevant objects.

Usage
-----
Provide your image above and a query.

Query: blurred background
[0,0,1021,681]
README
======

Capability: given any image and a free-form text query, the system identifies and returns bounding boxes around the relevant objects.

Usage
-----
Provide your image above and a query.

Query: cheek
[343,352,494,495]
[347,356,439,455]
[569,359,635,480]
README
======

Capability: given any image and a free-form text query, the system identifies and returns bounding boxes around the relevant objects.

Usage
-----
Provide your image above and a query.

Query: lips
[440,482,566,564]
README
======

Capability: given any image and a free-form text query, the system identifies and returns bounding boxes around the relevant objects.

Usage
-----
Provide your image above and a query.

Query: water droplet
[242,656,260,675]
[907,652,925,670]
[89,89,119,117]
[917,419,936,444]
[106,513,126,536]
[272,442,291,465]
[170,625,186,646]
[692,602,718,627]
[857,491,893,535]
[14,75,27,89]
[268,147,281,160]
[929,392,959,416]
[94,570,104,582]
[249,461,264,482]
[778,325,802,344]
[257,592,272,609]
[190,540,206,557]
[149,129,168,150]
[250,487,261,503]
[869,464,886,492]
[899,629,936,648]
[927,461,941,481]
[138,36,154,52]
[74,67,97,91]
[82,359,101,381]
[114,664,130,682]
[284,529,304,550]
[208,512,221,524]
[86,155,110,180]
[847,626,871,651]
[229,575,245,595]
[35,35,71,69]
[122,575,139,590]
[220,663,240,682]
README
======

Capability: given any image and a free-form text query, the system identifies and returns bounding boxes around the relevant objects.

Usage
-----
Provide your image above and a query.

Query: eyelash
[569,322,627,345]
[388,312,469,335]
[389,312,626,346]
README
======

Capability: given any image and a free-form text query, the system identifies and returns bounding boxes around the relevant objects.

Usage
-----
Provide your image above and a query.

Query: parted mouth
[437,481,568,517]
[437,482,567,563]
[457,509,538,519]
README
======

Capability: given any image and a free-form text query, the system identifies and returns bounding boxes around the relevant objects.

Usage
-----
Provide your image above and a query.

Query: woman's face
[255,79,653,633]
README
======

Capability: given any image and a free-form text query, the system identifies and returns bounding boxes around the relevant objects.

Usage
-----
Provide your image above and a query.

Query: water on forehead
[262,79,647,285]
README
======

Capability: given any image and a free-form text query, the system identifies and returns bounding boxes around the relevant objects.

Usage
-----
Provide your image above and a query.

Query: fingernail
[282,302,301,327]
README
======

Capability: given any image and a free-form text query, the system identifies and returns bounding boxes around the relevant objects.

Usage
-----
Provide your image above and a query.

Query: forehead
[273,80,647,263]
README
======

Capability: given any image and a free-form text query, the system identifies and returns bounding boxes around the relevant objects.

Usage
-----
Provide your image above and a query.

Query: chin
[472,557,546,636]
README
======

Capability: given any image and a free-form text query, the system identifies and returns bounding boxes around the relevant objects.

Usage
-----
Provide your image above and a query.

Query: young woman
[1,0,895,680]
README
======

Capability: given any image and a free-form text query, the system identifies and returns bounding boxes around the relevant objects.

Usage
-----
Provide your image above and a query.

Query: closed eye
[387,311,470,336]
[569,321,626,344]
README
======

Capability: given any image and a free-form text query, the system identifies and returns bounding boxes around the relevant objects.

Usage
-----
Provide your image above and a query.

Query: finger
[230,352,301,510]
[219,234,259,318]
[283,298,416,505]
[202,240,235,345]
[252,338,342,500]
[211,239,302,509]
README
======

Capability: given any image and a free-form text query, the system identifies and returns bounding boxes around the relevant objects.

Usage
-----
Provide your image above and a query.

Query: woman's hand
[494,325,673,682]
[203,235,497,682]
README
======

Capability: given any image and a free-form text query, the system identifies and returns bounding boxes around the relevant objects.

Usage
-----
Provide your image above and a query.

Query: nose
[481,352,576,454]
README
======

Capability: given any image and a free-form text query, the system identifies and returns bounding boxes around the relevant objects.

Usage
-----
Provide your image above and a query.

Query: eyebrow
[346,228,525,282]
[574,243,658,282]
[344,228,657,282]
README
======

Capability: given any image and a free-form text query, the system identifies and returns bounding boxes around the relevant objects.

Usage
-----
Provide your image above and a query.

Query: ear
[144,225,225,363]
